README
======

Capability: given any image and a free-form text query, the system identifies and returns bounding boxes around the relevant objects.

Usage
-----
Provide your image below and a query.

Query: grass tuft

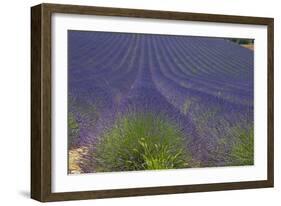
[68,112,79,148]
[94,113,192,172]
[230,127,254,165]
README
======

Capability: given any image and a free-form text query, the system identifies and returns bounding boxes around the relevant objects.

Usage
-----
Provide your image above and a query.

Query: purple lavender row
[152,35,253,107]
[160,35,252,90]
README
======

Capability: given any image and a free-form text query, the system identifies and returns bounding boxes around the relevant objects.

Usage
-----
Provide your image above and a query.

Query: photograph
[67,30,254,174]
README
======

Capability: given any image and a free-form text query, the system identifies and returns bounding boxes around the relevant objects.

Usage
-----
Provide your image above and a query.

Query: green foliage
[229,38,254,45]
[68,112,79,148]
[138,137,189,170]
[94,113,192,172]
[230,127,254,165]
[210,125,254,166]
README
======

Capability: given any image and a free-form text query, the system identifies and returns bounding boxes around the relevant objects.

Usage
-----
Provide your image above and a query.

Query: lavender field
[68,31,254,174]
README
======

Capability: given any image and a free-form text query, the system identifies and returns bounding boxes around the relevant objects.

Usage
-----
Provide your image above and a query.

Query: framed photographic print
[31,3,274,202]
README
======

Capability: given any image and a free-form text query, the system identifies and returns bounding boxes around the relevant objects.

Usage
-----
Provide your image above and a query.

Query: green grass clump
[230,127,254,165]
[68,112,79,148]
[94,113,192,172]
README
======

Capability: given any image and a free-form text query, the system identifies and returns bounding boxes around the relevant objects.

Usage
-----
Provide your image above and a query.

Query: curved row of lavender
[68,30,254,173]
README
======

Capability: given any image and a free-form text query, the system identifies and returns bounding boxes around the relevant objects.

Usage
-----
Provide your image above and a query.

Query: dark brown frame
[31,3,274,202]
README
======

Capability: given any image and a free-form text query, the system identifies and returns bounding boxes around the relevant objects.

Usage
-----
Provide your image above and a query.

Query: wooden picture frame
[31,3,274,202]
